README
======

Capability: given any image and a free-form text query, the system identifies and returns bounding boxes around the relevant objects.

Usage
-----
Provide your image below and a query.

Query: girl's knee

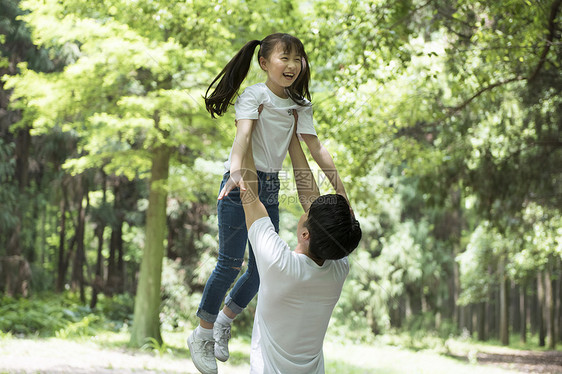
[217,253,244,276]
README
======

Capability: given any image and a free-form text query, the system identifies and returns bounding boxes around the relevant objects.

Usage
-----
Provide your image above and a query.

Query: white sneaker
[213,322,231,362]
[187,330,218,374]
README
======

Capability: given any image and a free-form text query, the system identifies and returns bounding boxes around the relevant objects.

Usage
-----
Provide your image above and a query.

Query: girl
[187,33,349,374]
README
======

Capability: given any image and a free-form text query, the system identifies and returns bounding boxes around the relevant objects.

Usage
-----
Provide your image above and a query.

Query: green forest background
[0,0,561,356]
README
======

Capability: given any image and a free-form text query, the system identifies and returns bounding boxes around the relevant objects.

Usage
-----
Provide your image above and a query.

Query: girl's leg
[213,173,280,363]
[196,175,248,325]
[224,172,280,314]
[189,175,248,369]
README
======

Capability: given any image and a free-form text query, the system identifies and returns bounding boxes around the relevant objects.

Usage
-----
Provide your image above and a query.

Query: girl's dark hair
[305,194,362,261]
[204,33,311,118]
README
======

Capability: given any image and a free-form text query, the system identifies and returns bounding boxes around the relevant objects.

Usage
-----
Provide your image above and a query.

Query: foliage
[0,293,131,337]
[0,0,561,348]
[159,258,201,332]
[141,337,172,356]
[457,223,500,305]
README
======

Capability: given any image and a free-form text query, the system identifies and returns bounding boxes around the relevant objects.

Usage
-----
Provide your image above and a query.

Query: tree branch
[528,0,562,82]
[443,0,561,118]
[447,75,527,114]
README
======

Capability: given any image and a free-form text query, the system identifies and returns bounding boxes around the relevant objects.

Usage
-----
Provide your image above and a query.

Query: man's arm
[241,134,268,230]
[288,132,319,212]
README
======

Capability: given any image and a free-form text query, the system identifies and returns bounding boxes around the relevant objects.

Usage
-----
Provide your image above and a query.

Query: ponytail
[204,40,261,118]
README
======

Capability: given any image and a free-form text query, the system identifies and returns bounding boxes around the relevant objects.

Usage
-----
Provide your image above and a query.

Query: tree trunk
[520,282,527,343]
[512,282,520,336]
[531,278,538,336]
[554,258,562,341]
[117,229,125,294]
[0,256,31,297]
[107,178,123,295]
[129,144,170,347]
[56,197,67,293]
[90,172,107,310]
[90,224,105,309]
[486,300,495,340]
[71,179,87,303]
[107,222,121,294]
[7,127,31,257]
[477,302,486,341]
[3,127,32,296]
[40,202,47,265]
[406,284,422,317]
[471,304,477,337]
[538,271,546,347]
[545,262,556,349]
[499,258,509,346]
[453,259,460,328]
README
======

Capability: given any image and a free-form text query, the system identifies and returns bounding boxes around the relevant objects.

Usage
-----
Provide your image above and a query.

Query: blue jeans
[197,171,280,323]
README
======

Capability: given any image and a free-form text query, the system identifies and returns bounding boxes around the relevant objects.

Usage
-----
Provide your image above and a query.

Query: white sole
[187,334,217,374]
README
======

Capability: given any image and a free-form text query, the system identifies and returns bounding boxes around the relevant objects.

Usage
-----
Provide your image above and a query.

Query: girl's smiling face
[260,43,303,98]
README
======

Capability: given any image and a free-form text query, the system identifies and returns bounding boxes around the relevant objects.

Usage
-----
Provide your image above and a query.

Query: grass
[323,337,518,374]
[327,342,521,374]
[455,332,562,352]
[52,327,522,374]
[0,293,557,373]
[0,328,543,374]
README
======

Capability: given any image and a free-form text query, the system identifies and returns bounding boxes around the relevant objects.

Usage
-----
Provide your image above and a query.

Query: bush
[96,293,134,324]
[0,292,135,337]
[0,295,80,336]
[160,258,201,331]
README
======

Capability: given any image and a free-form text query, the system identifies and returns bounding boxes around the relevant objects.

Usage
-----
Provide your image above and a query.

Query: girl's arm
[218,119,255,200]
[300,134,349,203]
[288,132,319,213]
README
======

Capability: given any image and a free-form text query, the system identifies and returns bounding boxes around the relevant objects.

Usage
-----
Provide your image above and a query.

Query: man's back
[248,217,349,374]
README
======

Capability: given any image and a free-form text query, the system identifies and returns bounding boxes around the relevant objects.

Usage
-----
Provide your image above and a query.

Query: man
[240,132,362,373]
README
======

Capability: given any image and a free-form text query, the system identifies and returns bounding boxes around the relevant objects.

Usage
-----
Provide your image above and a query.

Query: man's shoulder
[248,216,273,234]
[248,217,292,261]
[248,216,276,245]
[334,256,350,276]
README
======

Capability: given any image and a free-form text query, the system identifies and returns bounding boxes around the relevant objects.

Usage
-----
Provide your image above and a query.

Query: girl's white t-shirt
[224,83,317,173]
[247,216,349,374]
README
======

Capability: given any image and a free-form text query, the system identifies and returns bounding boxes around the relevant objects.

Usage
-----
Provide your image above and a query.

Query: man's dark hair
[305,194,362,260]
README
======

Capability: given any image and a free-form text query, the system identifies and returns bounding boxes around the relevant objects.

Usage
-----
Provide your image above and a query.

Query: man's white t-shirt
[247,217,349,374]
[224,83,317,173]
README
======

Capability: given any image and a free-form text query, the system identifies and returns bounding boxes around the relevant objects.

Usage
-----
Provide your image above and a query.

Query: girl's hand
[218,170,246,200]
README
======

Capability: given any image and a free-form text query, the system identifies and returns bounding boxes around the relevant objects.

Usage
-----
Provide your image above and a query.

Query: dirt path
[0,338,249,374]
[450,348,562,374]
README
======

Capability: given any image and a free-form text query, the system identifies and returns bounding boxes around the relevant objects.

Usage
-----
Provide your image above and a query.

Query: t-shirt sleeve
[295,104,317,140]
[342,257,350,275]
[248,217,291,273]
[234,86,263,120]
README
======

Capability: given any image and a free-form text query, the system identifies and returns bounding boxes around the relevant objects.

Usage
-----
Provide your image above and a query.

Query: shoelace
[198,339,215,357]
[217,325,231,343]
